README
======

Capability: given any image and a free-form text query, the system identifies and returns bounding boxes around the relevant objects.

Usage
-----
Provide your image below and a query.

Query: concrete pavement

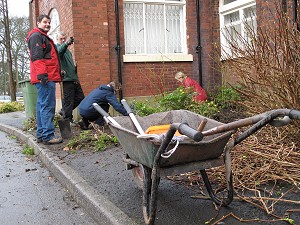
[0,111,137,225]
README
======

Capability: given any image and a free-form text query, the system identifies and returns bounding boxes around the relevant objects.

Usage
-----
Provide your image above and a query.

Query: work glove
[37,74,48,85]
[61,70,66,77]
[66,37,74,46]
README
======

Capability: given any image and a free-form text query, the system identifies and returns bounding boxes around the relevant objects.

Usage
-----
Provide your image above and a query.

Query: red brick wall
[28,0,300,99]
[117,0,222,97]
[29,0,223,98]
[71,0,110,95]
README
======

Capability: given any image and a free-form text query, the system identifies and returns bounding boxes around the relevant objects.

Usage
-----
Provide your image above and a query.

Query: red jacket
[182,77,207,102]
[26,28,61,84]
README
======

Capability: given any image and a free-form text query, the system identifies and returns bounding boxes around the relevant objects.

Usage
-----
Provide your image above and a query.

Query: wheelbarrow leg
[200,139,234,206]
[142,165,160,225]
[142,125,179,225]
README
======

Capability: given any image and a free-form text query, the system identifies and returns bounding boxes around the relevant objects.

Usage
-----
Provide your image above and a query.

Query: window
[48,8,60,42]
[123,0,192,62]
[219,0,257,56]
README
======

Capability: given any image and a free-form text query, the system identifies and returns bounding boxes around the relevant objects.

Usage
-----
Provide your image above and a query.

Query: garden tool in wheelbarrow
[57,79,73,140]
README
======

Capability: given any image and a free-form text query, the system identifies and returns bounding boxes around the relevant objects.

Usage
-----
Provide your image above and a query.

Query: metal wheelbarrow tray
[93,103,300,225]
[110,110,234,169]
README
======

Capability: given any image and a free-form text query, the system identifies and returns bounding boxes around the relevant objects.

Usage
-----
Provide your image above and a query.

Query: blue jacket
[79,84,128,117]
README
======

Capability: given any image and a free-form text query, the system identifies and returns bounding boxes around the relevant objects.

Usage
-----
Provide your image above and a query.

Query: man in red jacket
[26,14,63,145]
[175,71,207,102]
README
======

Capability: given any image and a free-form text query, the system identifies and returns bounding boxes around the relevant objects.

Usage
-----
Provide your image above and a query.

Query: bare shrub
[218,4,300,114]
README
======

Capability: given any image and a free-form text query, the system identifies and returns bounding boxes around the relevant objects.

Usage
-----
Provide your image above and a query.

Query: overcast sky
[8,0,29,17]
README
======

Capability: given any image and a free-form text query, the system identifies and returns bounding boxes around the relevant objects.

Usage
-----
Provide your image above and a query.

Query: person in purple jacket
[78,82,128,130]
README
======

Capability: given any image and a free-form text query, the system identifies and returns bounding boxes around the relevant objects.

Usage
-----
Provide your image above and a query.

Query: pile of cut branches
[168,122,300,224]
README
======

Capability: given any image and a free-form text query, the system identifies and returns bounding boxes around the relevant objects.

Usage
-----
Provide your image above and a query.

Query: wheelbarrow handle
[178,123,203,142]
[289,109,300,120]
[92,103,121,127]
[121,99,133,114]
[121,99,145,134]
[93,103,109,117]
[234,109,300,145]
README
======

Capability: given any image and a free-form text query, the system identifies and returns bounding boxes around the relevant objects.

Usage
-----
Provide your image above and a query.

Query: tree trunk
[1,0,16,100]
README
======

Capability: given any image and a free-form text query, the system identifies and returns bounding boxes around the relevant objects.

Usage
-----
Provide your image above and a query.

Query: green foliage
[187,101,220,117]
[23,117,36,131]
[67,130,118,152]
[213,85,242,109]
[54,114,61,128]
[67,130,94,151]
[159,86,195,110]
[132,86,231,118]
[94,133,119,151]
[21,144,34,155]
[131,100,163,117]
[283,218,295,225]
[0,102,24,113]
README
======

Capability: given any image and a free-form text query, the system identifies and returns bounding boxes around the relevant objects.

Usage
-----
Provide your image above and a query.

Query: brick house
[28,0,299,101]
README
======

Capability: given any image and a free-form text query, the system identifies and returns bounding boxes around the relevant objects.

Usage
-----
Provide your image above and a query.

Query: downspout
[196,0,203,87]
[29,0,33,29]
[282,0,287,13]
[114,0,123,99]
[293,0,300,31]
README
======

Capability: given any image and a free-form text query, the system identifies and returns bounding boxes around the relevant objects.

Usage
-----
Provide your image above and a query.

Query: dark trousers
[62,81,85,121]
[82,104,109,126]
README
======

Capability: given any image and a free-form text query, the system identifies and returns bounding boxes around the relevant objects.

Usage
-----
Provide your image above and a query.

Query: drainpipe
[282,0,287,13]
[196,0,203,87]
[293,0,300,31]
[29,0,33,29]
[114,0,123,99]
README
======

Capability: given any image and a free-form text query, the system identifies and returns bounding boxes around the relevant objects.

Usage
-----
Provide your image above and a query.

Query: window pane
[220,1,256,57]
[244,18,257,43]
[223,24,241,42]
[224,11,239,24]
[244,5,256,19]
[145,4,165,54]
[224,0,237,4]
[49,9,60,41]
[166,5,182,53]
[124,3,144,54]
[123,1,185,55]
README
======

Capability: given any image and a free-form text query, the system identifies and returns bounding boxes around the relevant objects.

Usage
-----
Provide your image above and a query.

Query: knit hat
[109,82,116,90]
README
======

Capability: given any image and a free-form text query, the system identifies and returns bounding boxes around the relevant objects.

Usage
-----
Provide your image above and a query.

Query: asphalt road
[0,127,97,224]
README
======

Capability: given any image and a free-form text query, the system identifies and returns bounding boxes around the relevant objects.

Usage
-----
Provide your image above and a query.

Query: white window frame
[123,0,193,62]
[219,0,256,58]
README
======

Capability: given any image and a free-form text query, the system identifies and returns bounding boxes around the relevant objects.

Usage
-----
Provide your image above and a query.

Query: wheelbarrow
[93,101,300,225]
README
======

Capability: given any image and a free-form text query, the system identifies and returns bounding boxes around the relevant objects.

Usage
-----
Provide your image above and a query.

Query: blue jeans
[35,81,56,141]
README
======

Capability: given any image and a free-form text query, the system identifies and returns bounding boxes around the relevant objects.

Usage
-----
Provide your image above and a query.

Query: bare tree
[10,16,30,83]
[0,0,15,100]
[0,2,29,98]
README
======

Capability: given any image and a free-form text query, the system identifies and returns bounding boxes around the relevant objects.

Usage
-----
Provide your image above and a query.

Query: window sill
[123,54,193,62]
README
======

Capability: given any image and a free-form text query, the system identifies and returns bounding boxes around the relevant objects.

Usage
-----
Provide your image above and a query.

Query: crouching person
[78,82,128,130]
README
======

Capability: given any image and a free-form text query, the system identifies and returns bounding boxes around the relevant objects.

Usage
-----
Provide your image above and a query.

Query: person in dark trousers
[26,14,63,145]
[56,31,84,124]
[78,82,128,130]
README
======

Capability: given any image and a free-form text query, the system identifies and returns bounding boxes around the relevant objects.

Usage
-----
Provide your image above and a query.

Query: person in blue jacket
[78,82,128,130]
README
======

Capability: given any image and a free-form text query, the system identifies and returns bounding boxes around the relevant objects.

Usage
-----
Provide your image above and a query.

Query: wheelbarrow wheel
[132,164,145,189]
[132,164,160,190]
